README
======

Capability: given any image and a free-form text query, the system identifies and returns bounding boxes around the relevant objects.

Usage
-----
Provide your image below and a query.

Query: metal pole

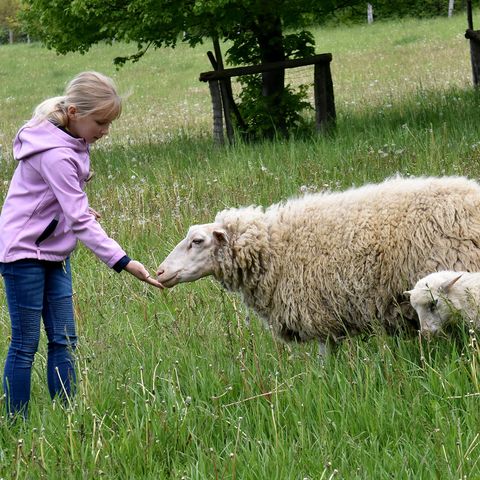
[448,0,455,18]
[367,4,374,24]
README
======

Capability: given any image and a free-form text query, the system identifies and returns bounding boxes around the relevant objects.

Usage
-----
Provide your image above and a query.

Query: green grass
[1,12,480,479]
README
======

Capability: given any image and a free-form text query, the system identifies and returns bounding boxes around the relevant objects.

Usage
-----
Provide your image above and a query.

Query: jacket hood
[13,119,87,161]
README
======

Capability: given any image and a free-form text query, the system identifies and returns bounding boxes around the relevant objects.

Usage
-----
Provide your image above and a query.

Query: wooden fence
[199,53,336,144]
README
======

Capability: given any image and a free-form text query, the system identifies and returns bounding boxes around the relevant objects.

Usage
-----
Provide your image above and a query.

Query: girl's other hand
[89,207,102,220]
[124,260,164,289]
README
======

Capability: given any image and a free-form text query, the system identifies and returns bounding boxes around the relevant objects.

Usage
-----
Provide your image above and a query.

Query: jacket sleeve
[38,151,127,268]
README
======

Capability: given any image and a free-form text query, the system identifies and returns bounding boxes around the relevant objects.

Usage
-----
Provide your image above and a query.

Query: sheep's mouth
[157,273,179,288]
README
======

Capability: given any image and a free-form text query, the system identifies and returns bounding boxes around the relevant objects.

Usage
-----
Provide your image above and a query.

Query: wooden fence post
[212,37,234,144]
[314,62,336,132]
[466,0,480,86]
[208,80,224,144]
[466,30,480,86]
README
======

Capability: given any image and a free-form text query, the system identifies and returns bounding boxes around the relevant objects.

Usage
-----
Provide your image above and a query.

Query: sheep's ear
[403,290,413,296]
[213,229,228,245]
[441,274,463,293]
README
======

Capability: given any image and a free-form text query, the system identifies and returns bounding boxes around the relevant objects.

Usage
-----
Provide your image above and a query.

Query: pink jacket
[0,119,126,267]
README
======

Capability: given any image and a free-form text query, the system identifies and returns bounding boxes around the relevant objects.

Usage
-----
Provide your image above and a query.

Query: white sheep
[405,271,480,335]
[157,176,480,350]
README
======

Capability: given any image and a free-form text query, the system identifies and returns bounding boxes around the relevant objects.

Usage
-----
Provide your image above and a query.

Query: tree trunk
[467,0,473,30]
[9,29,14,44]
[255,13,286,136]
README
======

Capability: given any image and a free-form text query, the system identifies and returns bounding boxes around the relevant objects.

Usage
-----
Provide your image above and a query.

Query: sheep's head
[404,272,463,335]
[156,223,227,288]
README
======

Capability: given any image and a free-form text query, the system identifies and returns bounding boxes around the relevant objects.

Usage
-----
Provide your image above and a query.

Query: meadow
[1,11,480,479]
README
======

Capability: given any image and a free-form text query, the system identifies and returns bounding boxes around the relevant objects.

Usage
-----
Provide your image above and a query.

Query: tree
[0,0,20,43]
[20,0,364,138]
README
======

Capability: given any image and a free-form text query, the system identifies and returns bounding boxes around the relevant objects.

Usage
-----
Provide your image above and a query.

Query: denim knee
[10,307,42,350]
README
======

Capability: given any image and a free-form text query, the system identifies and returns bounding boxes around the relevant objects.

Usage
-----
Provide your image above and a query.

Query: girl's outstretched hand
[124,260,164,289]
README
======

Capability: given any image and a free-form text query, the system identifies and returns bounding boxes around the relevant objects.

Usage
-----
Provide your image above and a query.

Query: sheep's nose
[156,267,164,277]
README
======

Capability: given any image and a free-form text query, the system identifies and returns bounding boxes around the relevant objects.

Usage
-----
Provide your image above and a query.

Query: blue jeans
[0,258,77,417]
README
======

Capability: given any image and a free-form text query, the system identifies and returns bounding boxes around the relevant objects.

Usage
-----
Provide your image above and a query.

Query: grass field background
[1,12,480,479]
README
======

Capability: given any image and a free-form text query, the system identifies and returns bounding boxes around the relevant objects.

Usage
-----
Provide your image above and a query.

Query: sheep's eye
[192,238,204,245]
[428,299,438,312]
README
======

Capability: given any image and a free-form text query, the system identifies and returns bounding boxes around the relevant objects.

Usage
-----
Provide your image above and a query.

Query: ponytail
[33,96,68,126]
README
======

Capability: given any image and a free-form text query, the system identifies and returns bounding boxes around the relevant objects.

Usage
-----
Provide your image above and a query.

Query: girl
[0,71,163,418]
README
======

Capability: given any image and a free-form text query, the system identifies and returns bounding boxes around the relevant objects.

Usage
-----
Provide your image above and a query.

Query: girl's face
[67,106,112,144]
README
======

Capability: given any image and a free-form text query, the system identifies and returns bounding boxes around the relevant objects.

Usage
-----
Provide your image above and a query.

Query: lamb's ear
[441,274,463,293]
[403,290,413,297]
[213,229,228,245]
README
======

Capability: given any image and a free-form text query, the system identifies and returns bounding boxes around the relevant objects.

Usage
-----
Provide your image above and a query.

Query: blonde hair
[33,71,122,126]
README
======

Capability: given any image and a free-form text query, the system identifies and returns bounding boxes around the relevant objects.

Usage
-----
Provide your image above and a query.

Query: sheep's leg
[318,341,328,358]
[318,336,342,361]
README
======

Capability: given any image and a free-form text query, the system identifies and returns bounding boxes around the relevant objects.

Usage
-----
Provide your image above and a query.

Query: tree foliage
[20,0,470,137]
[20,1,354,55]
[22,0,365,138]
[0,0,19,25]
[31,0,461,137]
[0,0,21,41]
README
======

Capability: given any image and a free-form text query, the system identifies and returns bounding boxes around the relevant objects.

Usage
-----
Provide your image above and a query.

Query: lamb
[156,175,480,350]
[405,271,480,335]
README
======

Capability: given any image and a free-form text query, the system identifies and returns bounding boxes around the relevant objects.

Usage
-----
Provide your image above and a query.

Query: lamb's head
[156,223,227,288]
[405,272,463,335]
